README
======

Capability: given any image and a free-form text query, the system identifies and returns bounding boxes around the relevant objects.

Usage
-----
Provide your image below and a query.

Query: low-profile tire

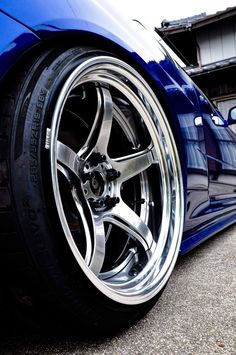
[0,47,184,333]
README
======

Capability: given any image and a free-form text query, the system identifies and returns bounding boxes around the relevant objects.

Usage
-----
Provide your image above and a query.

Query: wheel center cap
[81,158,120,209]
[90,171,104,196]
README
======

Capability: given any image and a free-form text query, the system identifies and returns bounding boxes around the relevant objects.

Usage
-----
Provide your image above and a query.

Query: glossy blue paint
[0,11,40,80]
[181,211,236,254]
[0,0,236,253]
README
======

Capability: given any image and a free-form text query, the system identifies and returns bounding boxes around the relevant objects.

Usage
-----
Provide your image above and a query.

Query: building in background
[157,6,236,127]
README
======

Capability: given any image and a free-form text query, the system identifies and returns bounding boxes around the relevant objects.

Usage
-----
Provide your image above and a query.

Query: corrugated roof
[160,6,236,34]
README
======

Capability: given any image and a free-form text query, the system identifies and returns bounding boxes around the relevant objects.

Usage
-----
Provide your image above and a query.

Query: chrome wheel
[49,56,184,305]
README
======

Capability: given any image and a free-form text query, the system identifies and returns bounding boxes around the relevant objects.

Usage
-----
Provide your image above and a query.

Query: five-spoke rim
[48,56,184,305]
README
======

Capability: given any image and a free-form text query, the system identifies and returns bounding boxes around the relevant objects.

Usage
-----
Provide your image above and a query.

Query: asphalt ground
[0,225,235,355]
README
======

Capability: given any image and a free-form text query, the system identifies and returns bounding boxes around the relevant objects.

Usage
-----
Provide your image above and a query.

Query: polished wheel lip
[48,55,184,305]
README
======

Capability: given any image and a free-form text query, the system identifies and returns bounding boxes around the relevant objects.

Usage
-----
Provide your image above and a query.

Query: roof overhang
[159,6,236,35]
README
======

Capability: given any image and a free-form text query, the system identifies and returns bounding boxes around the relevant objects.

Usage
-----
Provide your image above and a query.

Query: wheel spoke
[112,145,155,183]
[71,187,93,266]
[58,161,105,274]
[100,248,137,281]
[57,140,78,175]
[70,184,106,275]
[88,215,106,275]
[104,200,154,253]
[79,87,113,159]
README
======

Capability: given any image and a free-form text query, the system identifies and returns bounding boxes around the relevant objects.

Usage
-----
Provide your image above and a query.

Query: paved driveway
[1,225,235,355]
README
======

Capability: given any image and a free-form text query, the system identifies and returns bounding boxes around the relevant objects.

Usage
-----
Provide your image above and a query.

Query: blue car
[0,0,236,333]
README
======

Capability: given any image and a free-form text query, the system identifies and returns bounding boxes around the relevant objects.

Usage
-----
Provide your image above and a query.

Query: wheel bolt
[90,153,106,166]
[106,169,121,181]
[105,196,120,208]
[90,199,104,208]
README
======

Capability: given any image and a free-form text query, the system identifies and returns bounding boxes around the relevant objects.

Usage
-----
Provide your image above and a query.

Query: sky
[111,0,236,29]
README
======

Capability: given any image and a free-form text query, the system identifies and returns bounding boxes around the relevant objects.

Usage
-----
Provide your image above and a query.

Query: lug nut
[90,153,106,166]
[105,196,120,208]
[106,169,121,181]
[90,199,104,209]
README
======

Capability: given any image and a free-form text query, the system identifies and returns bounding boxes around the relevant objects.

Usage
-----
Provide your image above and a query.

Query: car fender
[0,0,200,111]
[0,10,40,80]
[0,0,212,247]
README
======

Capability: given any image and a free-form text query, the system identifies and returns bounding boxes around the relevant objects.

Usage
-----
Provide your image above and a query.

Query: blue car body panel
[0,0,236,253]
[0,11,40,80]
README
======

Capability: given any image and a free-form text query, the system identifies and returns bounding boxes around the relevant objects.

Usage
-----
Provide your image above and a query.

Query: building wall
[196,17,236,65]
[160,11,236,134]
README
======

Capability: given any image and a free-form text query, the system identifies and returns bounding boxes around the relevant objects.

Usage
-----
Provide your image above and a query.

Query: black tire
[0,47,184,334]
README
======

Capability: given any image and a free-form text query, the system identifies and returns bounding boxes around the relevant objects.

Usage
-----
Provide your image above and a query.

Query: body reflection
[203,114,236,199]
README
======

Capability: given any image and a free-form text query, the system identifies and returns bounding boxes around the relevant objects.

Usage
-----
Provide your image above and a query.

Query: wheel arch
[1,28,188,204]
